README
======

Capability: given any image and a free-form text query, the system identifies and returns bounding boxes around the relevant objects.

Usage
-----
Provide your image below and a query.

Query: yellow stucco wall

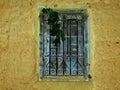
[0,0,120,90]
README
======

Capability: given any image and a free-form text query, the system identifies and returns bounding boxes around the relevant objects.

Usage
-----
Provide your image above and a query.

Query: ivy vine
[42,8,65,46]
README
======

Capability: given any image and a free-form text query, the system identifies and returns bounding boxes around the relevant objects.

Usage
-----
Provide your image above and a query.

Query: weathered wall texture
[0,0,120,90]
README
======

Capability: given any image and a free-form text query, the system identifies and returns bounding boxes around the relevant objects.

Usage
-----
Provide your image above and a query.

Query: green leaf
[41,7,65,47]
[53,36,60,46]
[42,8,47,14]
[60,30,65,41]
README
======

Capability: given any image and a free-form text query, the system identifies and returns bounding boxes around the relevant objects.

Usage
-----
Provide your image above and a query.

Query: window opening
[39,10,88,80]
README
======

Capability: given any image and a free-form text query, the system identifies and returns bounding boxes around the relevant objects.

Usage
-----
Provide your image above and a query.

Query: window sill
[39,76,88,82]
[33,79,93,90]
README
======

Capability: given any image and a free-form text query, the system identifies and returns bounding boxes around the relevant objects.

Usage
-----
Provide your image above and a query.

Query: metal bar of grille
[70,21,72,75]
[67,20,69,75]
[44,54,83,57]
[56,47,58,75]
[49,25,51,75]
[81,15,85,69]
[63,15,65,75]
[42,15,45,76]
[76,20,78,75]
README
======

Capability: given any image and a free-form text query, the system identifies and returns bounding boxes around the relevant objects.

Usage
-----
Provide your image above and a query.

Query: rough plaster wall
[0,0,120,90]
[0,0,38,90]
[92,5,120,90]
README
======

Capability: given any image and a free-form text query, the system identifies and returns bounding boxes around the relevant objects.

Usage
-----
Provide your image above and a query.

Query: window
[39,10,89,80]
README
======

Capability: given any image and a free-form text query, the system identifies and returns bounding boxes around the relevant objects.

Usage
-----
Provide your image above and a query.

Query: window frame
[39,9,89,81]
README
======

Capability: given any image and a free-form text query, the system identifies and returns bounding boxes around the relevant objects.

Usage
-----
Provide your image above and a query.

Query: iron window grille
[39,10,89,80]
